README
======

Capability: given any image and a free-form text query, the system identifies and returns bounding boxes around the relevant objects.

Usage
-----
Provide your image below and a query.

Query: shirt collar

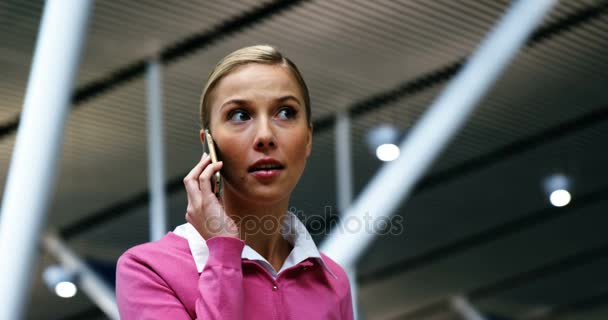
[172,211,337,279]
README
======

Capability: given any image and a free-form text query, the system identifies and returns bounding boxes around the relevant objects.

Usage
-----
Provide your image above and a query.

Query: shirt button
[272,285,278,291]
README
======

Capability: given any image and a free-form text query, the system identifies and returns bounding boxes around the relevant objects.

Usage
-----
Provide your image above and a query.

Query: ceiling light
[549,189,571,207]
[376,143,400,161]
[367,125,401,161]
[55,281,77,298]
[43,265,78,298]
[543,174,572,207]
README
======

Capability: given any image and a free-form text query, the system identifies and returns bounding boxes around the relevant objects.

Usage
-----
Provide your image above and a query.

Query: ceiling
[1,0,608,319]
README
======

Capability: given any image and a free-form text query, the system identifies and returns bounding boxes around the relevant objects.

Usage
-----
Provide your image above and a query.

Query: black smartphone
[203,129,222,197]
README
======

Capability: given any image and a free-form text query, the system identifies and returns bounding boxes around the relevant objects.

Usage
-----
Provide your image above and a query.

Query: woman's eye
[277,106,297,120]
[229,110,250,122]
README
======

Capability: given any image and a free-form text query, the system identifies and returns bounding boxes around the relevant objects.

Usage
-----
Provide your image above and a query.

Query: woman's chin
[247,187,290,205]
[224,182,291,207]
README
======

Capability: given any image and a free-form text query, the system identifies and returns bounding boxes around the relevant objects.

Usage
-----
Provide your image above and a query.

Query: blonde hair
[199,45,311,130]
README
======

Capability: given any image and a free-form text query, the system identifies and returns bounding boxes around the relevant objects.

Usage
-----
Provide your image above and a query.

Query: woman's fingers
[183,153,237,239]
[183,153,212,208]
[184,153,211,190]
[198,160,223,196]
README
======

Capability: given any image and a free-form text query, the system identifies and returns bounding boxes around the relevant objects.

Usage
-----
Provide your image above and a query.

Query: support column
[0,1,93,319]
[335,111,359,319]
[146,58,167,241]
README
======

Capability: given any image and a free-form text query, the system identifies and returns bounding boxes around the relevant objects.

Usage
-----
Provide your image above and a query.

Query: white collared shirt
[173,211,337,279]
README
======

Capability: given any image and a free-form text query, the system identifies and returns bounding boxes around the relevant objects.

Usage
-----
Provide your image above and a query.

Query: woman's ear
[199,128,206,146]
[306,124,313,158]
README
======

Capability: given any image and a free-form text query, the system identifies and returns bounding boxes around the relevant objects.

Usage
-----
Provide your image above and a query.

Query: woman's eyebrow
[220,98,247,111]
[276,95,301,106]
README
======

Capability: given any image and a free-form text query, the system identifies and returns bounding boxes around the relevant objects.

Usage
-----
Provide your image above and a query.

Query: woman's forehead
[212,64,303,103]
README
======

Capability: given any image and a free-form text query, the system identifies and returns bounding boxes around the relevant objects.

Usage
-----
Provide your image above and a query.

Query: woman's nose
[253,120,276,150]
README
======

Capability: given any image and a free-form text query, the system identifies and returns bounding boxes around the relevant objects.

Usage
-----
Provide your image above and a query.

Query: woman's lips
[249,168,283,180]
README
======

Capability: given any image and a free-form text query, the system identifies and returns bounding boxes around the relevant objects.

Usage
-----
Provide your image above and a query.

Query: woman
[116,45,354,319]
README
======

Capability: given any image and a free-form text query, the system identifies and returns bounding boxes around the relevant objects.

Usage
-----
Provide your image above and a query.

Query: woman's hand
[183,153,239,240]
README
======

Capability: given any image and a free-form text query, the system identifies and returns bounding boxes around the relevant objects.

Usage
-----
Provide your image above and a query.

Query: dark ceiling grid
[270,10,402,63]
[301,2,413,56]
[515,33,608,92]
[68,188,172,250]
[359,190,608,319]
[385,223,608,319]
[260,7,386,62]
[159,0,306,63]
[428,66,608,173]
[269,10,410,94]
[376,0,497,52]
[484,259,608,318]
[48,78,150,228]
[341,0,608,126]
[567,307,608,320]
[0,0,39,126]
[60,83,150,163]
[549,25,608,77]
[524,290,608,320]
[546,0,586,20]
[292,4,458,75]
[53,307,106,320]
[289,0,466,81]
[440,0,503,26]
[76,0,264,84]
[506,17,608,83]
[543,24,608,77]
[0,1,41,48]
[67,84,148,140]
[323,1,469,56]
[0,138,14,201]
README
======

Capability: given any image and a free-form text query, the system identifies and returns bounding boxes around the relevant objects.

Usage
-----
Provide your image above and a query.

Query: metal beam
[321,0,557,268]
[0,1,92,319]
[335,111,359,319]
[450,296,486,320]
[146,58,167,241]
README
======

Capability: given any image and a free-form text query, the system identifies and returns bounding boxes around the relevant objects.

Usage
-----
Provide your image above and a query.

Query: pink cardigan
[116,233,354,319]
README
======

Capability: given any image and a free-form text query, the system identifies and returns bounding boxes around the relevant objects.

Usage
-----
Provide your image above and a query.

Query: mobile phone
[203,129,222,197]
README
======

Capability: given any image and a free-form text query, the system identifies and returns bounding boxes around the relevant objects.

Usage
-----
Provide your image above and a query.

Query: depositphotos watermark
[201,206,405,240]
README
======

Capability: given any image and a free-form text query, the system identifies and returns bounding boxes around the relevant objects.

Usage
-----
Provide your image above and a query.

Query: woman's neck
[222,191,293,272]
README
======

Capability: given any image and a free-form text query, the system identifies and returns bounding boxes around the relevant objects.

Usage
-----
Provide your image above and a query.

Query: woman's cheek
[217,140,245,180]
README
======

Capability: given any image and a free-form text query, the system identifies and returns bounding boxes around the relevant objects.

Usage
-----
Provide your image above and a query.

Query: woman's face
[203,63,312,205]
